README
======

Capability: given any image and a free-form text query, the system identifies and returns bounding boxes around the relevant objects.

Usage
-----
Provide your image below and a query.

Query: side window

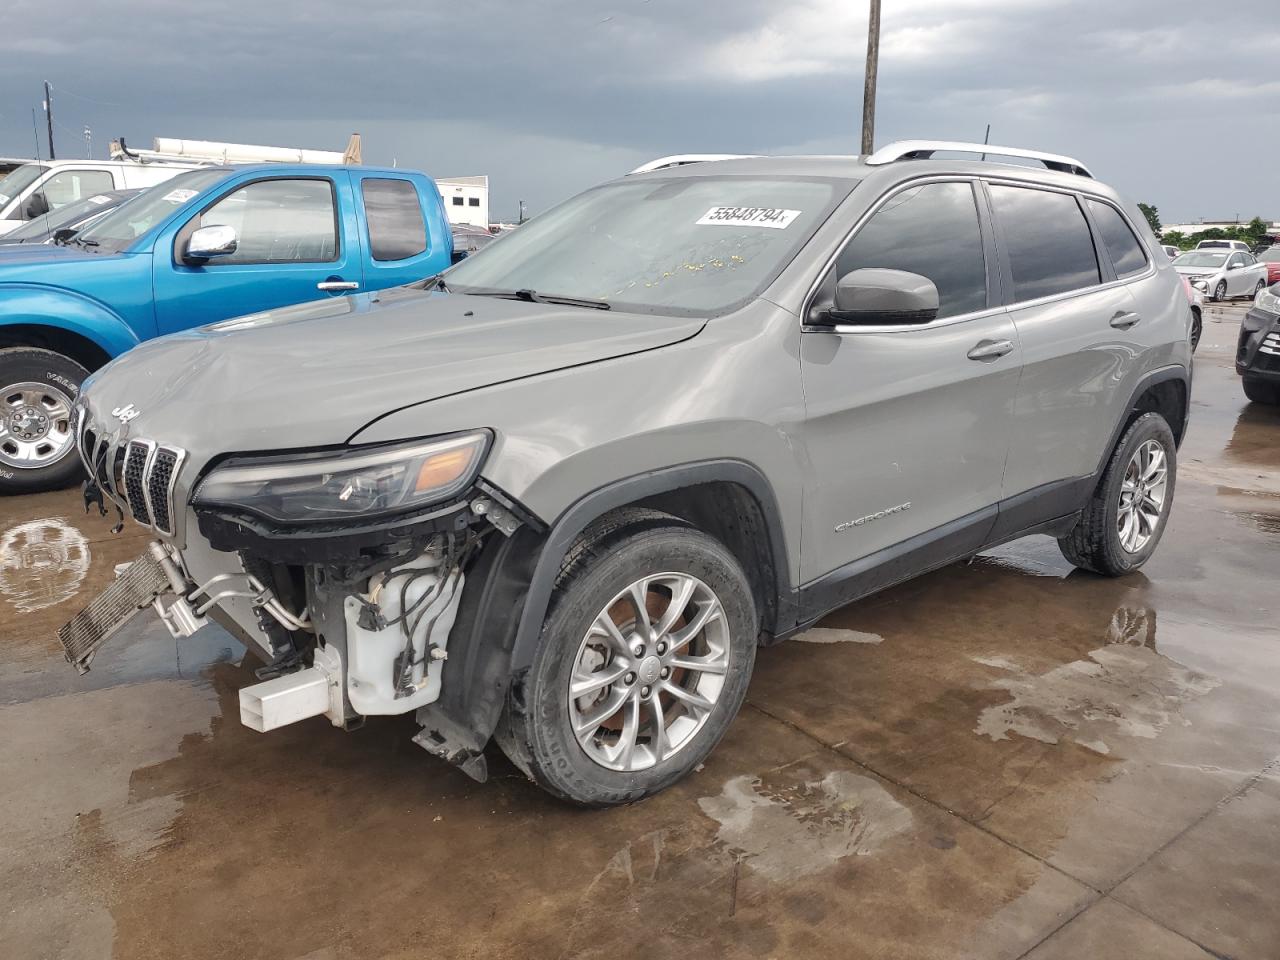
[834,181,987,319]
[192,179,337,264]
[33,169,115,214]
[1086,200,1148,278]
[361,178,427,261]
[990,186,1100,301]
[1227,253,1244,269]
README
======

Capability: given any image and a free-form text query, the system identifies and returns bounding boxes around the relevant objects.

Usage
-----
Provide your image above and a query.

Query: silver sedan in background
[1172,249,1270,302]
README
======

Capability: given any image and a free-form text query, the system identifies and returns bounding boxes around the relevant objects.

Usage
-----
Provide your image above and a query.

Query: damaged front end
[61,412,538,782]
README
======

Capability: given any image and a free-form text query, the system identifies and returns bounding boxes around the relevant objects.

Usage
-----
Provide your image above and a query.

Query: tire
[496,514,758,806]
[1058,412,1177,576]
[1255,280,1268,298]
[0,348,88,495]
[1190,307,1202,352]
[1213,280,1227,302]
[1243,376,1280,405]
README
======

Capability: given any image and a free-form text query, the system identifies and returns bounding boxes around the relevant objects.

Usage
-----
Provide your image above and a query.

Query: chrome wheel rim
[1215,282,1226,301]
[568,572,730,772]
[0,381,76,469]
[1117,439,1168,553]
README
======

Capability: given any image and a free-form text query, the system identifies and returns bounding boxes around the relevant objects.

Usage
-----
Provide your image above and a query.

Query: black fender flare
[1094,364,1191,479]
[413,459,793,773]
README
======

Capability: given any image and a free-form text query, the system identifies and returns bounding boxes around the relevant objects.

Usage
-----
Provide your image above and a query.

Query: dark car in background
[1237,281,1280,405]
[1256,246,1280,285]
[0,189,142,246]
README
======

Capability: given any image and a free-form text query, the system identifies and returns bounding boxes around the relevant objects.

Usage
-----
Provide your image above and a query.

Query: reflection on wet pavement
[0,306,1277,960]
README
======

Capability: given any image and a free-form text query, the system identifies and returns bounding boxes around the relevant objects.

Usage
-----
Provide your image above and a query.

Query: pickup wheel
[496,515,757,806]
[1058,412,1176,576]
[0,348,87,494]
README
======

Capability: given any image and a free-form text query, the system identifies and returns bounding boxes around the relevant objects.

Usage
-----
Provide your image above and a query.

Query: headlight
[1256,284,1280,314]
[1191,279,1209,291]
[193,431,490,523]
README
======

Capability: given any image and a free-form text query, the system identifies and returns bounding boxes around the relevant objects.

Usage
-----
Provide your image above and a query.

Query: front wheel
[1213,280,1228,302]
[0,348,87,494]
[497,516,757,806]
[1254,279,1268,298]
[1058,412,1177,576]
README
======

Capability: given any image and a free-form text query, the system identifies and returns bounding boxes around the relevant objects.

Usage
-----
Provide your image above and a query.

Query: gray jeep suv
[61,141,1192,805]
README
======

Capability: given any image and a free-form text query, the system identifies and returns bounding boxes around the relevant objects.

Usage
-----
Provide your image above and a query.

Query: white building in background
[438,176,489,228]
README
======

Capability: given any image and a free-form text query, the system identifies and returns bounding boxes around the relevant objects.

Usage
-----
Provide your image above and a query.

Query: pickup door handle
[1110,310,1142,329]
[966,339,1015,362]
[317,279,359,292]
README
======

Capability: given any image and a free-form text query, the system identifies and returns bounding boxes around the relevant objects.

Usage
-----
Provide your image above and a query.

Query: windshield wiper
[512,289,611,310]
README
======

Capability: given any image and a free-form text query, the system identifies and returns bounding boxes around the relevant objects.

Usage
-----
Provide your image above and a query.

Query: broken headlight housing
[193,431,490,523]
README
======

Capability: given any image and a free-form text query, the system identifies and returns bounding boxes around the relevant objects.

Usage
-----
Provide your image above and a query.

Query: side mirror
[185,224,238,263]
[824,268,940,326]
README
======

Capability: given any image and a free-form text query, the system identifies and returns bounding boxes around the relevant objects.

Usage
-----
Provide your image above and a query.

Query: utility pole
[43,81,56,160]
[84,126,92,159]
[860,0,881,156]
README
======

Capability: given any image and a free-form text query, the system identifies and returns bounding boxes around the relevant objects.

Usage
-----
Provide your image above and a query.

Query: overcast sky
[2,0,1276,223]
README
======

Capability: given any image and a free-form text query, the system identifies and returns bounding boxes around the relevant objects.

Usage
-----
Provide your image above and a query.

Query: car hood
[1172,264,1221,276]
[79,285,705,460]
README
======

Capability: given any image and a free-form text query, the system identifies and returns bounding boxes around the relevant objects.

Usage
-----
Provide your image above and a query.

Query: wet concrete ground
[1,303,1277,960]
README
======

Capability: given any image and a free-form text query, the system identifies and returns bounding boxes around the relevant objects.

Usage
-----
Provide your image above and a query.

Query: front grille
[76,410,186,536]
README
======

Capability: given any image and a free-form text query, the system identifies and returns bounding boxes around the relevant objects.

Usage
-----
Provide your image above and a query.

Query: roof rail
[865,140,1094,179]
[628,154,760,175]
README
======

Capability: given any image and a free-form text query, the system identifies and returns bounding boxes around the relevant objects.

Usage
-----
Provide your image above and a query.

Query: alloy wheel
[1117,439,1168,553]
[568,572,730,772]
[0,382,76,470]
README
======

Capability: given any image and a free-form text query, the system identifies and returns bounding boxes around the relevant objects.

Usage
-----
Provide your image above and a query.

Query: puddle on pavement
[972,605,1220,756]
[0,516,91,613]
[698,770,912,881]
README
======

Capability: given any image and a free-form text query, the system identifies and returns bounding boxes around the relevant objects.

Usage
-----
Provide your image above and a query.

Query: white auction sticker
[696,206,801,229]
[162,188,198,204]
[87,194,112,205]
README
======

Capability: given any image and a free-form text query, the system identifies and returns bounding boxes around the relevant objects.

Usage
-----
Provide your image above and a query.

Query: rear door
[152,171,361,334]
[992,183,1149,504]
[798,178,1020,584]
[350,171,452,291]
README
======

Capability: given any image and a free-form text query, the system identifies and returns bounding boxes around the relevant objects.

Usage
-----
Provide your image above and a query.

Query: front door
[152,173,362,334]
[798,179,1019,584]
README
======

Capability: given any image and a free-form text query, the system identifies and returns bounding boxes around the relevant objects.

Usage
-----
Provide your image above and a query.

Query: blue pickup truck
[0,163,453,492]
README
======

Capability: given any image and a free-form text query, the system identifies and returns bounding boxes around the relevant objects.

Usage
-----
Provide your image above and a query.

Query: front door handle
[1110,310,1142,329]
[317,279,359,292]
[967,339,1015,362]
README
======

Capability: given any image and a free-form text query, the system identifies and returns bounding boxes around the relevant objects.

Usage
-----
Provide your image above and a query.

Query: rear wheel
[1243,376,1280,405]
[497,516,757,806]
[0,348,86,494]
[1058,413,1176,576]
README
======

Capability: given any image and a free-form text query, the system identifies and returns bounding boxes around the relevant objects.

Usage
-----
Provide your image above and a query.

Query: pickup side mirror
[184,224,238,263]
[822,267,940,326]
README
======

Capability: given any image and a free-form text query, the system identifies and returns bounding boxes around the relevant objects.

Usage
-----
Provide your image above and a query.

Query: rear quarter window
[362,178,427,261]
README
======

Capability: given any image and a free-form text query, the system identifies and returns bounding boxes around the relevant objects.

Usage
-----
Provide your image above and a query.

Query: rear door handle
[1110,310,1142,329]
[966,338,1015,362]
[317,279,359,292]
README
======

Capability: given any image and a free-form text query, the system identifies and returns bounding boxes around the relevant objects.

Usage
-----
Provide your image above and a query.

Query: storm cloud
[2,0,1276,221]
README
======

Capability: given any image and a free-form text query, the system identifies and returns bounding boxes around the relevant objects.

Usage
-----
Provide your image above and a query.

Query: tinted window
[468,197,480,207]
[196,178,336,264]
[452,197,464,206]
[1087,200,1147,278]
[1227,253,1244,269]
[835,181,987,319]
[362,178,427,261]
[991,186,1100,301]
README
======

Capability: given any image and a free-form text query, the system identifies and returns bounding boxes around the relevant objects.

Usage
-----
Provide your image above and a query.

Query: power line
[45,83,124,109]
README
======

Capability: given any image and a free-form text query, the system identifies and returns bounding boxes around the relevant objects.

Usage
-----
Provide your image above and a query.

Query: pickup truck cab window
[362,178,427,261]
[77,168,228,253]
[182,178,338,265]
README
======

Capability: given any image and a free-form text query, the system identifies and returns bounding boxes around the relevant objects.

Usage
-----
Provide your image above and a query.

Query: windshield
[1,192,119,241]
[1174,252,1228,268]
[0,164,50,213]
[77,169,228,252]
[444,175,853,315]
[1196,241,1235,249]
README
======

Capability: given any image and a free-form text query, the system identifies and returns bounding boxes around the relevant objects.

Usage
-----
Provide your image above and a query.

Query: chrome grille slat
[75,410,185,537]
